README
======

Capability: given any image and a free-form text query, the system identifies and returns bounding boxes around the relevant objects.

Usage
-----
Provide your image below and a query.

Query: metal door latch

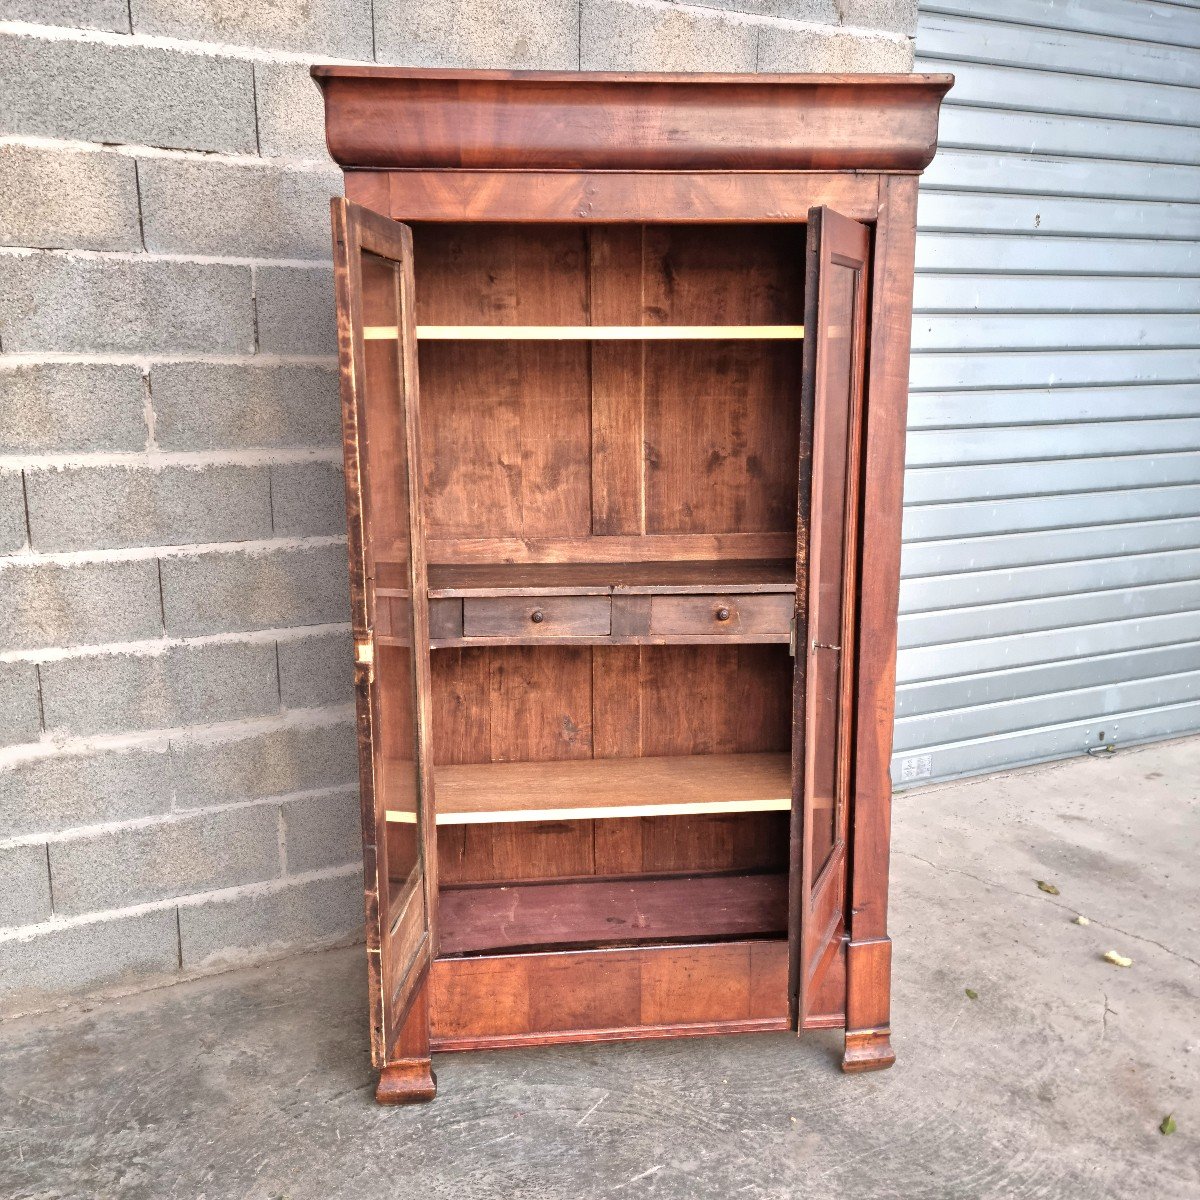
[813,641,842,651]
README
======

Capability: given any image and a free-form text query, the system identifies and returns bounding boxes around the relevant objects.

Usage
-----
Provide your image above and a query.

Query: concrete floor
[2,738,1197,1200]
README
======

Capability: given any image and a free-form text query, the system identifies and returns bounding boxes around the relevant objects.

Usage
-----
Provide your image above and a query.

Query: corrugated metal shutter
[895,0,1200,785]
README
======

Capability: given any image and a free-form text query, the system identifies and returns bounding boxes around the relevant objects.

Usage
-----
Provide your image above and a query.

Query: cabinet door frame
[331,198,437,1069]
[790,205,872,1032]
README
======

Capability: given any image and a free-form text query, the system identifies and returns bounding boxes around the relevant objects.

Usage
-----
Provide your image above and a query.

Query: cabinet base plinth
[841,1029,895,1073]
[376,1061,437,1104]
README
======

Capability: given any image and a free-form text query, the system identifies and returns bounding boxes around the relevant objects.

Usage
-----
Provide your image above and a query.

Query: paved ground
[1,737,1197,1200]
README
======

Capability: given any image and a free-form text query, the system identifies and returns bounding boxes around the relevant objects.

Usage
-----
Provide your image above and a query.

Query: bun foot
[842,1029,895,1073]
[376,1061,437,1104]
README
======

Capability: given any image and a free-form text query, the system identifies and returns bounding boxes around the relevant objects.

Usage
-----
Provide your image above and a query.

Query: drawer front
[648,593,793,637]
[428,597,464,640]
[462,596,611,638]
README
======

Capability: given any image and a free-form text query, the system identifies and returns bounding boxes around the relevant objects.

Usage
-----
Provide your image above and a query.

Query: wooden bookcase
[314,67,951,1104]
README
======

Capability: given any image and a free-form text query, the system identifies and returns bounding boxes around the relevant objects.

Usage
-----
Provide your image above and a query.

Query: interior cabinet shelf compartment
[317,64,951,1105]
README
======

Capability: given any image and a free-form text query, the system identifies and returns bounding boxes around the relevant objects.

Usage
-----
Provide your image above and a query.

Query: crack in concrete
[1100,991,1117,1043]
[895,849,1200,971]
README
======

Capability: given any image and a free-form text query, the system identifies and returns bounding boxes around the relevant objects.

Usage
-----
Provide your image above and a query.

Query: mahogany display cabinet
[313,66,951,1104]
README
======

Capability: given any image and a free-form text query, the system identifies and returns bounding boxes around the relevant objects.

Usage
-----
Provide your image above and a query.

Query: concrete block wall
[0,1,915,1017]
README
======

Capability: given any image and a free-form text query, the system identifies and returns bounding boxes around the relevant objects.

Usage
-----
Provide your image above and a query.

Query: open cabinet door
[331,199,437,1103]
[793,207,871,1032]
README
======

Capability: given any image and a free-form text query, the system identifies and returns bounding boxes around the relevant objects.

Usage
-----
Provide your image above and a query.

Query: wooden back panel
[413,223,803,556]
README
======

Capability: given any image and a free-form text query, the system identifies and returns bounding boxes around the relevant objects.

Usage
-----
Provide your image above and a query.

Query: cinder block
[282,789,361,873]
[151,363,341,451]
[0,33,255,153]
[0,31,250,149]
[757,21,913,69]
[270,460,345,538]
[0,0,130,30]
[0,559,163,652]
[131,0,373,57]
[0,470,26,554]
[0,844,51,929]
[0,364,147,454]
[0,145,141,253]
[50,804,281,915]
[836,0,916,37]
[160,543,349,637]
[171,718,357,808]
[178,870,361,970]
[140,159,340,260]
[0,908,179,1017]
[39,640,280,737]
[278,630,353,710]
[0,662,41,749]
[25,463,272,552]
[0,255,254,354]
[0,746,173,839]
[374,0,579,69]
[255,61,333,161]
[254,266,338,357]
[580,0,758,71]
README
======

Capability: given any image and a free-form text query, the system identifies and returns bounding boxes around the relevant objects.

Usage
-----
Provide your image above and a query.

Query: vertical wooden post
[843,174,919,1073]
[377,973,437,1103]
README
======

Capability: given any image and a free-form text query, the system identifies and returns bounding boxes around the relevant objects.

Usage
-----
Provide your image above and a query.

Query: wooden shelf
[426,559,796,598]
[363,324,804,341]
[438,872,788,956]
[386,752,791,825]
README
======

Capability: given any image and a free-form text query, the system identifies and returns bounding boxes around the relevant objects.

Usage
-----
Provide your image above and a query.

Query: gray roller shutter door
[894,1,1200,786]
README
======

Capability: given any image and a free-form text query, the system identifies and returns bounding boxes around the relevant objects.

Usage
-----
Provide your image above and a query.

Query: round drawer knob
[530,609,545,624]
[715,606,731,622]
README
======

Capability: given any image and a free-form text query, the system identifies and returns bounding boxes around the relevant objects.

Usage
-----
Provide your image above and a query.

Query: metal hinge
[813,641,841,652]
[789,615,796,657]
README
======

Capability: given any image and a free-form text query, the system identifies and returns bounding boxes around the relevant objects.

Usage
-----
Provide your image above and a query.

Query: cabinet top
[312,67,953,174]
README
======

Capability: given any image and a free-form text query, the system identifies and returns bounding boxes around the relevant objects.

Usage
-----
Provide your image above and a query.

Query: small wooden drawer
[648,593,793,637]
[462,596,612,638]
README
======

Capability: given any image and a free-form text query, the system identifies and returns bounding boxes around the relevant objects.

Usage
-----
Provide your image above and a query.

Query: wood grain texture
[426,533,795,565]
[427,559,795,597]
[794,206,871,1033]
[381,170,881,223]
[313,69,953,172]
[376,974,436,1104]
[438,872,787,955]
[422,752,790,824]
[648,594,793,637]
[406,325,805,339]
[462,596,612,639]
[330,199,438,1068]
[840,175,922,1070]
[429,939,789,1048]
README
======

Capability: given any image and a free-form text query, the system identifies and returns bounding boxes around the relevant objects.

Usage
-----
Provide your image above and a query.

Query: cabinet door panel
[793,206,871,1029]
[331,198,436,1065]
